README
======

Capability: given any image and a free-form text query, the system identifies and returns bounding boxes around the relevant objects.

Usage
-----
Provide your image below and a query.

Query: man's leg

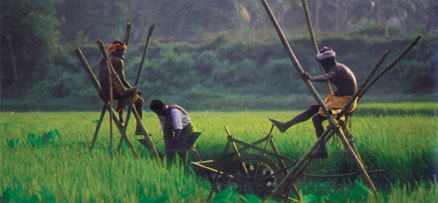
[119,111,124,125]
[270,104,320,133]
[175,123,194,165]
[134,96,146,135]
[163,127,176,164]
[311,114,328,159]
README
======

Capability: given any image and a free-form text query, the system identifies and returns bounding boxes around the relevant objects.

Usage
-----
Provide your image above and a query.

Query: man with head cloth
[98,40,145,135]
[270,47,357,159]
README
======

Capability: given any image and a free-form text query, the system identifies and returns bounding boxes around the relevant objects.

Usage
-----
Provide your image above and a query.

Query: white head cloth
[316,49,336,60]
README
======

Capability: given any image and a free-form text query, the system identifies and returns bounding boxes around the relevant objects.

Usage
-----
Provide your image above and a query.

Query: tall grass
[0,106,437,202]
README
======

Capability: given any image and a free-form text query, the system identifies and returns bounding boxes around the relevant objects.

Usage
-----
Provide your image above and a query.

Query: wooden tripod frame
[75,47,158,158]
[261,0,420,200]
[74,22,158,158]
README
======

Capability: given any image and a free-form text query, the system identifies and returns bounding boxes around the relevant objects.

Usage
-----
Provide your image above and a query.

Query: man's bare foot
[269,118,287,133]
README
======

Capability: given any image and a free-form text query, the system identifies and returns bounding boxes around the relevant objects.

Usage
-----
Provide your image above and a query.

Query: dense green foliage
[1,106,437,202]
[2,35,436,111]
[1,0,436,111]
[54,0,438,42]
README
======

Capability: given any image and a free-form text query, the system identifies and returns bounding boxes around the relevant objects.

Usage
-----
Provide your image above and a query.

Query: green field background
[1,103,437,202]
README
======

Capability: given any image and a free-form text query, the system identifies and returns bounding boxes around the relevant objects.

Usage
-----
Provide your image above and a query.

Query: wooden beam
[301,0,333,94]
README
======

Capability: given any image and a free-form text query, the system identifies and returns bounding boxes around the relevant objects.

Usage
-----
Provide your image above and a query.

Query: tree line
[0,0,436,110]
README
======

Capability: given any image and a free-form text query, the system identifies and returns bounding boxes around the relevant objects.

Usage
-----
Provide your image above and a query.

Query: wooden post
[108,107,139,158]
[269,137,288,173]
[117,24,155,151]
[358,36,421,101]
[89,105,107,152]
[224,126,248,174]
[334,127,378,197]
[260,0,330,116]
[261,124,275,156]
[301,0,333,95]
[335,50,390,121]
[134,24,155,86]
[75,48,102,93]
[123,20,131,45]
[108,61,114,156]
[117,103,133,151]
[271,128,334,198]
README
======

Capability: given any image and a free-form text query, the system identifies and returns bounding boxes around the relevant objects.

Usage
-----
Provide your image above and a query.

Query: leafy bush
[1,36,436,111]
[26,129,60,148]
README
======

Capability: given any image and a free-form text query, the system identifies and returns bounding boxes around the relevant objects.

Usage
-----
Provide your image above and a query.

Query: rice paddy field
[1,102,437,202]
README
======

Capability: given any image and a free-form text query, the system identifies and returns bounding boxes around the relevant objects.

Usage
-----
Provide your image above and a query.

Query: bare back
[326,63,357,96]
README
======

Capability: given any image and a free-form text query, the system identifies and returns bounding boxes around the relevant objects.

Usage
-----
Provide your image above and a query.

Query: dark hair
[150,99,165,110]
[112,40,124,46]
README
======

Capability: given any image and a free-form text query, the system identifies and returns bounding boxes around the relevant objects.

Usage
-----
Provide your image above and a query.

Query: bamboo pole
[117,24,156,151]
[301,0,333,95]
[303,169,385,179]
[270,128,334,198]
[260,0,330,116]
[334,127,378,197]
[335,50,390,120]
[75,48,102,93]
[108,61,114,156]
[261,124,275,156]
[89,105,107,152]
[108,107,139,158]
[269,137,288,173]
[123,20,131,45]
[224,126,248,174]
[358,36,421,101]
[134,24,155,85]
[335,36,420,121]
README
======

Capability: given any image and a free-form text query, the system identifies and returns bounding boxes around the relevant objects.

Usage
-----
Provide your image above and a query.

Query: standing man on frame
[98,40,146,135]
[269,47,357,159]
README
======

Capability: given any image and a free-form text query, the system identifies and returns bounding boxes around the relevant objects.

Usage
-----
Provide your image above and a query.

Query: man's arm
[171,109,183,138]
[302,70,335,83]
[112,58,131,88]
[310,74,329,82]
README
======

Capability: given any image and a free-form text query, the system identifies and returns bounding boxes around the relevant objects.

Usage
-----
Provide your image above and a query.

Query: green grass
[356,102,438,116]
[1,103,437,202]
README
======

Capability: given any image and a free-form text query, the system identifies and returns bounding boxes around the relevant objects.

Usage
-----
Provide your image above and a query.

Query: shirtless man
[99,40,145,135]
[270,47,357,159]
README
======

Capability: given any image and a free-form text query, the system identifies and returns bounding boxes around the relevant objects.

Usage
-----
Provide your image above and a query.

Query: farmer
[98,40,145,135]
[150,99,200,163]
[270,47,357,159]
